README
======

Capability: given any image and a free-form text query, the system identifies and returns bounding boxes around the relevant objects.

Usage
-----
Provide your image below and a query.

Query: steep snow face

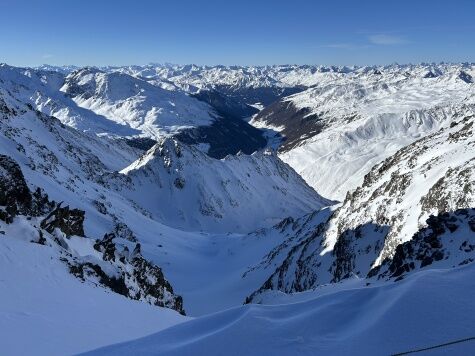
[323,112,475,264]
[246,113,475,296]
[251,63,475,200]
[119,138,333,233]
[0,63,141,136]
[61,68,218,138]
[0,64,220,139]
[84,263,475,356]
[0,152,184,312]
[0,154,188,355]
[0,82,147,239]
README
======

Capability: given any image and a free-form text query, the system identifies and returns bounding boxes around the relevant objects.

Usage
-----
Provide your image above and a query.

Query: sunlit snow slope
[84,263,475,356]
[252,63,475,199]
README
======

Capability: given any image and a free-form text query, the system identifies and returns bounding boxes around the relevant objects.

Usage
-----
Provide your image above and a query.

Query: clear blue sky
[1,0,474,66]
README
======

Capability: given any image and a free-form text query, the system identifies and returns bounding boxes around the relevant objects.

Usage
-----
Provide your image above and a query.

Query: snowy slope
[0,63,221,138]
[323,111,475,265]
[117,138,333,233]
[247,113,475,296]
[61,67,218,138]
[0,63,268,157]
[251,63,475,199]
[84,263,475,356]
[0,63,142,136]
[0,154,188,356]
[0,235,187,356]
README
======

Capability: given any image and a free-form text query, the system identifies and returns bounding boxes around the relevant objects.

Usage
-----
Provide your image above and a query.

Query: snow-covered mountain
[0,70,330,234]
[251,63,475,199]
[1,62,475,355]
[117,138,331,232]
[0,64,267,158]
[61,67,217,137]
[247,112,475,297]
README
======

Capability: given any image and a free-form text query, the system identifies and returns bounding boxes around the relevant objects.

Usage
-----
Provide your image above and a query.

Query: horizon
[4,61,475,70]
[1,0,474,67]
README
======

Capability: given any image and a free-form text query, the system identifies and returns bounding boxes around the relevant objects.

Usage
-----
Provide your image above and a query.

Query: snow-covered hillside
[0,235,187,356]
[61,67,217,137]
[0,63,269,158]
[84,263,475,356]
[0,154,188,355]
[252,63,475,199]
[118,138,332,232]
[247,113,475,296]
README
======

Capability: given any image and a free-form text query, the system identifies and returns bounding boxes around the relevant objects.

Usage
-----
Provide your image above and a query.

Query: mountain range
[1,62,474,355]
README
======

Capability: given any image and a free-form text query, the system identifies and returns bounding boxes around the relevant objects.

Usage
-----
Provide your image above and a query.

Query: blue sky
[1,0,474,66]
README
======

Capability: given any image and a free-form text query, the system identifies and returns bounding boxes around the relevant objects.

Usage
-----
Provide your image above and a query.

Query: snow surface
[0,223,187,356]
[61,68,218,138]
[0,64,218,139]
[255,63,475,200]
[118,138,332,233]
[84,263,475,356]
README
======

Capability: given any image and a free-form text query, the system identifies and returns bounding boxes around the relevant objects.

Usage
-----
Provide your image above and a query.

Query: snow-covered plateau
[0,62,474,355]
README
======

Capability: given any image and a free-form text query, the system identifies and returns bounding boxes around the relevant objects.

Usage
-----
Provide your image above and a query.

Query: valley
[0,62,474,355]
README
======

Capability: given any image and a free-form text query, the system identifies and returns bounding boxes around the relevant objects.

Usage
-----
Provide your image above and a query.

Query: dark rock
[424,71,438,78]
[40,203,85,237]
[113,222,137,242]
[459,71,473,84]
[174,114,267,159]
[69,262,129,296]
[174,177,185,189]
[93,233,117,262]
[420,256,433,268]
[0,154,33,222]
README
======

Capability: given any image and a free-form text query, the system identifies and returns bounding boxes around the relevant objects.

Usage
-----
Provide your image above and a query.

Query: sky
[1,0,474,67]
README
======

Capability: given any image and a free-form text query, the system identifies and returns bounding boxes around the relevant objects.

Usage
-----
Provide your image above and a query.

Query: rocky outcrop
[40,203,85,237]
[0,154,184,315]
[75,233,185,314]
[0,154,55,223]
[0,154,33,222]
[251,100,328,151]
[369,209,475,281]
[174,115,267,159]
